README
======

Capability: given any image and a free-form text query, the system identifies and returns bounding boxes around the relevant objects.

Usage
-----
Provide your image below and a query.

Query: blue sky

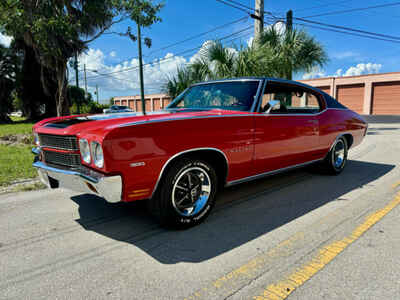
[1,0,400,103]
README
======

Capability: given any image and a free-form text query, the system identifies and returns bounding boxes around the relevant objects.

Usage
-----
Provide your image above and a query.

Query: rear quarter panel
[317,108,367,153]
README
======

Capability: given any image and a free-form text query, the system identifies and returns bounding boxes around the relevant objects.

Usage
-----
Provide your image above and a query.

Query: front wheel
[323,137,348,175]
[149,158,218,228]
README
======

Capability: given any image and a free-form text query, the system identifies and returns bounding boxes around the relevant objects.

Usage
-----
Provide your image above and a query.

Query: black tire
[323,137,348,175]
[148,158,218,229]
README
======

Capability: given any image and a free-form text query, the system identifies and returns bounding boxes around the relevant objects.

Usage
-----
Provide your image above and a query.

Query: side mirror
[265,100,281,113]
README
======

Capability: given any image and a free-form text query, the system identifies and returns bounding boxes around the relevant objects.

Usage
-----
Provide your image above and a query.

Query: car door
[253,81,322,174]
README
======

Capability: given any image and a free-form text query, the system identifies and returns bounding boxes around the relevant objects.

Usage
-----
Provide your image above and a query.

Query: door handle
[307,120,318,124]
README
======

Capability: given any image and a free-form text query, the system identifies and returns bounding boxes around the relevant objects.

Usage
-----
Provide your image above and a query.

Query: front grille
[43,150,81,168]
[39,134,78,150]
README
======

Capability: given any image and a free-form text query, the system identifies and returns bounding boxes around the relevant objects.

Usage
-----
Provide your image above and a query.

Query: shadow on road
[71,159,394,264]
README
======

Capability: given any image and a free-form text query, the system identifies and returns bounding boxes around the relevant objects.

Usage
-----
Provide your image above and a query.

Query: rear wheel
[323,137,348,175]
[149,158,218,228]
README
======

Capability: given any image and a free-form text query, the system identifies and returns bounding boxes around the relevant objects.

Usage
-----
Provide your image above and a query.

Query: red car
[32,78,368,228]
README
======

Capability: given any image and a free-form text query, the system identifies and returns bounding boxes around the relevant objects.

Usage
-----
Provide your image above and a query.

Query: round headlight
[33,132,40,146]
[92,141,104,168]
[79,139,91,164]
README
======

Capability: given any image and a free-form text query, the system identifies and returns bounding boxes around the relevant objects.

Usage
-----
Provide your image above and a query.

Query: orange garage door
[372,81,400,115]
[336,84,364,113]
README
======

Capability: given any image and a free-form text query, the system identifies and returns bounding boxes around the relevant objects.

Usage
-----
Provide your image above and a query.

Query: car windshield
[167,81,260,111]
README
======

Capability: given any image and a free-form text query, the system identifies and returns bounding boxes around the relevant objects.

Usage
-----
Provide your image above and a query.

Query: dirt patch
[0,179,46,195]
[0,134,33,146]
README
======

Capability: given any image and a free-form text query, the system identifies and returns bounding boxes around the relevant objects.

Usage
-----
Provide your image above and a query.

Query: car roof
[190,77,324,95]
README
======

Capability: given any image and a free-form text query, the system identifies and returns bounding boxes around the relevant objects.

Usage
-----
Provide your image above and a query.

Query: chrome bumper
[32,148,122,203]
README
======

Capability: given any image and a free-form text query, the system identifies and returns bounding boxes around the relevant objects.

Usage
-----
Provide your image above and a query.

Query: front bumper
[32,148,122,203]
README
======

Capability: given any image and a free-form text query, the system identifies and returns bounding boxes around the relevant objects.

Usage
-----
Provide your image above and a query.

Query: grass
[0,118,34,137]
[0,144,37,186]
[8,181,47,193]
[0,117,36,187]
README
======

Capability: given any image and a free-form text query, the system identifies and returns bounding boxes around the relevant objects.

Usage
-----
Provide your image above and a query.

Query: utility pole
[137,23,146,114]
[74,52,80,114]
[286,10,293,80]
[254,0,264,41]
[96,84,99,103]
[84,64,88,96]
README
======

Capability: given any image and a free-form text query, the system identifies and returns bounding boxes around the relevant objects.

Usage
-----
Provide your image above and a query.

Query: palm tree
[256,26,328,80]
[164,26,327,98]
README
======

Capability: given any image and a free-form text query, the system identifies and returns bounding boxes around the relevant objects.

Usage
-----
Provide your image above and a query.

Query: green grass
[0,120,34,137]
[0,117,36,186]
[0,144,36,186]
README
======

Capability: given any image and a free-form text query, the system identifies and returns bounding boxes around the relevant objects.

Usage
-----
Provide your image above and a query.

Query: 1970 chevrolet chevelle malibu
[32,77,368,227]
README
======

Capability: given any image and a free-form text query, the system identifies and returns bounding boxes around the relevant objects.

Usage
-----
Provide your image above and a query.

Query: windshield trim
[166,79,264,113]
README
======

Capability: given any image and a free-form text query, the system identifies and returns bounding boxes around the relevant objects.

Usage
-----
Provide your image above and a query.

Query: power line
[223,0,254,12]
[81,30,256,91]
[82,25,253,81]
[82,16,250,70]
[303,2,400,18]
[73,26,254,84]
[293,17,400,41]
[144,16,249,58]
[294,0,353,13]
[294,22,400,44]
[215,0,252,14]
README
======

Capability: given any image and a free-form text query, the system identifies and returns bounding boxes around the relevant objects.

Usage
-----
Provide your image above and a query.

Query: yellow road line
[184,232,305,300]
[253,190,400,300]
[392,181,400,189]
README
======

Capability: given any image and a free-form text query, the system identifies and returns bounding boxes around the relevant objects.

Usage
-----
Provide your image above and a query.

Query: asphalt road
[1,119,400,300]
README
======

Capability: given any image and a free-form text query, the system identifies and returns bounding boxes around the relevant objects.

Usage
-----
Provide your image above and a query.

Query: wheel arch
[327,133,354,156]
[151,148,229,198]
[342,133,354,149]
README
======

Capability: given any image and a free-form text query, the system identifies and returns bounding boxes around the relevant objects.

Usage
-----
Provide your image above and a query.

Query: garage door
[336,84,364,113]
[316,86,331,95]
[372,81,400,115]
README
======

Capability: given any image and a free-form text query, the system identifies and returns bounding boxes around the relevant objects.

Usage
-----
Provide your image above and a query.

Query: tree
[164,26,327,98]
[256,26,328,80]
[0,43,22,123]
[67,85,91,109]
[0,0,163,117]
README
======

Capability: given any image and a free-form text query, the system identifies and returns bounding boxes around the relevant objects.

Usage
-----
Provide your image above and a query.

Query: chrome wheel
[332,139,345,169]
[172,167,211,217]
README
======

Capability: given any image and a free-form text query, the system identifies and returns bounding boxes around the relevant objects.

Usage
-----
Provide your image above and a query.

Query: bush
[71,101,110,114]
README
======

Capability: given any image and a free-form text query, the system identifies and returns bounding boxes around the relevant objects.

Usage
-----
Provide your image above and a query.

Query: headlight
[33,132,40,146]
[79,139,91,164]
[91,141,104,168]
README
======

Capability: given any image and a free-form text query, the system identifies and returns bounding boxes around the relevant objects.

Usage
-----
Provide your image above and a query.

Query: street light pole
[137,23,146,114]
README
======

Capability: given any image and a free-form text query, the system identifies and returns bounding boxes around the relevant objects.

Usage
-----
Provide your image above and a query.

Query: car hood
[33,109,253,137]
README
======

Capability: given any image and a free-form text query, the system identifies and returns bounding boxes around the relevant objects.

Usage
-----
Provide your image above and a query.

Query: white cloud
[334,69,343,77]
[272,21,286,35]
[69,47,189,99]
[342,63,382,76]
[302,67,326,79]
[0,33,12,47]
[109,51,117,58]
[302,63,382,80]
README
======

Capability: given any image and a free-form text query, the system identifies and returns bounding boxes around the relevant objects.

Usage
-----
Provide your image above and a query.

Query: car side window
[260,83,322,114]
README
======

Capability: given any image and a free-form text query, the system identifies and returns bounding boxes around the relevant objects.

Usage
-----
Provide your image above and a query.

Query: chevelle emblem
[130,162,146,167]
